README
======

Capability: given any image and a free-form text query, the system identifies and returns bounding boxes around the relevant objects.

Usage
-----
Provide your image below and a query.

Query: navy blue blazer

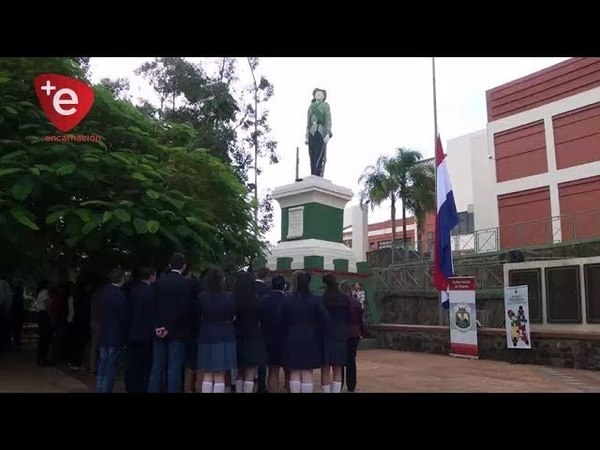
[255,280,271,298]
[98,284,129,347]
[153,271,197,340]
[262,290,285,343]
[129,281,155,343]
[196,291,236,344]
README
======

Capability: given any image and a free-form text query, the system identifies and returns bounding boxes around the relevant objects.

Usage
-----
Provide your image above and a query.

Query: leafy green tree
[136,57,278,237]
[246,57,277,235]
[99,77,130,101]
[0,57,261,281]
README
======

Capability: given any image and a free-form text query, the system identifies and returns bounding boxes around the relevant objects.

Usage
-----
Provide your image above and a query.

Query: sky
[88,57,569,245]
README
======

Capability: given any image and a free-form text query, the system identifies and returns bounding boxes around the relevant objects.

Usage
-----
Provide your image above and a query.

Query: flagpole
[432,57,438,139]
[432,57,445,323]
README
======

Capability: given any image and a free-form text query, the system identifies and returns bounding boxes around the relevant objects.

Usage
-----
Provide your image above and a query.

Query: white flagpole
[432,57,447,320]
[432,57,439,139]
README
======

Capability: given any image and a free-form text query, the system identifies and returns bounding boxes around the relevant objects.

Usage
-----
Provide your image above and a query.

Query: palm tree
[390,148,433,247]
[404,161,436,246]
[359,149,436,250]
[359,155,400,245]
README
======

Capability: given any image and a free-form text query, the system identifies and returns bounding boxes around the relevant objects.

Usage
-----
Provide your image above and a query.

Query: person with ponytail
[320,273,350,393]
[196,268,237,393]
[280,270,329,393]
[233,271,267,393]
[340,280,365,392]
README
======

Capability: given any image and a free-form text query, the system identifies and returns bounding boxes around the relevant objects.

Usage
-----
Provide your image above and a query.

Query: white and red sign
[448,277,479,359]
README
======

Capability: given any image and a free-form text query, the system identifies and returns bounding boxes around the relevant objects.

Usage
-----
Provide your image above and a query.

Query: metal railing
[406,208,600,258]
[373,261,504,292]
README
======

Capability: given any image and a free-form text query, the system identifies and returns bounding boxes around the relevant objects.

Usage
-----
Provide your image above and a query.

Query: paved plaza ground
[2,345,600,393]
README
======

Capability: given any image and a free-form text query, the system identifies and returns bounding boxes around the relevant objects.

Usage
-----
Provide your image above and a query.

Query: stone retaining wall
[370,324,600,370]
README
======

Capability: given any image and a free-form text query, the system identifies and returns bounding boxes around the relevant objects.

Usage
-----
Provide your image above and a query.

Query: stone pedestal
[266,175,377,323]
[267,175,358,272]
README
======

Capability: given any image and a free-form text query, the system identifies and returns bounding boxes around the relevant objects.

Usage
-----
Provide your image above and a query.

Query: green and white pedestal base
[266,175,379,325]
[267,175,357,272]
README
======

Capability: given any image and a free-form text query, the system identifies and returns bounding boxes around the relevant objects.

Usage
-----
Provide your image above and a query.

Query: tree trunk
[390,195,396,245]
[402,201,407,246]
[248,58,259,236]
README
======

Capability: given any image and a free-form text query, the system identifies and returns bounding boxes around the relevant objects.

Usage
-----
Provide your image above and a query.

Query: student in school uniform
[280,271,329,393]
[196,268,237,393]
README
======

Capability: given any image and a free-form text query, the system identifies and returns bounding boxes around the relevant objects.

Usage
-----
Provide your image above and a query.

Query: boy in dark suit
[125,267,156,393]
[254,267,270,393]
[96,268,129,393]
[147,253,197,393]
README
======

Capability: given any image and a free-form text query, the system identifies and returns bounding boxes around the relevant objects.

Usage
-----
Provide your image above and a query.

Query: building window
[343,240,353,248]
[451,211,474,236]
[509,269,542,323]
[378,240,392,249]
[584,264,600,323]
[545,266,582,323]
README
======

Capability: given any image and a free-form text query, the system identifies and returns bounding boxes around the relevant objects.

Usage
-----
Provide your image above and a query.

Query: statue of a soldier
[305,88,332,177]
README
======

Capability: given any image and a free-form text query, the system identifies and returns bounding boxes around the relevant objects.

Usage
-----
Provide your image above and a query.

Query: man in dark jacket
[10,280,25,348]
[147,253,197,393]
[125,267,156,393]
[254,267,270,393]
[96,268,129,393]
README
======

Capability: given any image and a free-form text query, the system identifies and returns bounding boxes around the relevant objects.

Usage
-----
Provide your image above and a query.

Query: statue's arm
[305,107,312,142]
[324,102,332,137]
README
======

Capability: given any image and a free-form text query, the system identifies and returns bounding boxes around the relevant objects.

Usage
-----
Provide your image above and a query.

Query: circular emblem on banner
[454,306,471,332]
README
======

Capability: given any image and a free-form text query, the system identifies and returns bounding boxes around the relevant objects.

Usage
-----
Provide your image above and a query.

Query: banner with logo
[448,277,479,359]
[503,285,531,349]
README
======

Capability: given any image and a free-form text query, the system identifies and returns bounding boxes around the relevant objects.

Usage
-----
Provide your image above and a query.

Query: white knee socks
[301,382,313,393]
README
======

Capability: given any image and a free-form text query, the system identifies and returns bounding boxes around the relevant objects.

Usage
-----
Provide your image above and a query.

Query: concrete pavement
[1,346,599,393]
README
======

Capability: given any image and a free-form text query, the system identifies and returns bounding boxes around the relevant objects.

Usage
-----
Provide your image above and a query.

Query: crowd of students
[34,252,366,393]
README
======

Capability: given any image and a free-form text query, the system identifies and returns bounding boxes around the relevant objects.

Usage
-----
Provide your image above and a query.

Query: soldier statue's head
[311,88,327,103]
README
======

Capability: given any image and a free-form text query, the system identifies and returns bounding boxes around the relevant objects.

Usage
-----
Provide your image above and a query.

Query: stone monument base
[265,174,377,321]
[267,238,357,273]
[266,175,357,273]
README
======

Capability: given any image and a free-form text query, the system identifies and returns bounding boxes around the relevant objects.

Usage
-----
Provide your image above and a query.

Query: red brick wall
[487,57,600,121]
[498,187,552,248]
[553,102,600,169]
[494,121,547,182]
[559,175,600,240]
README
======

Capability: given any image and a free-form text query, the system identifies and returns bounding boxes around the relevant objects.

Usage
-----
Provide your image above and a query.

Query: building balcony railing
[364,208,600,266]
[415,208,600,256]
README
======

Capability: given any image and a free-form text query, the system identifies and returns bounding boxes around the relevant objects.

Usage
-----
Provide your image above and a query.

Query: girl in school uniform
[280,271,329,393]
[196,269,237,393]
[320,274,350,393]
